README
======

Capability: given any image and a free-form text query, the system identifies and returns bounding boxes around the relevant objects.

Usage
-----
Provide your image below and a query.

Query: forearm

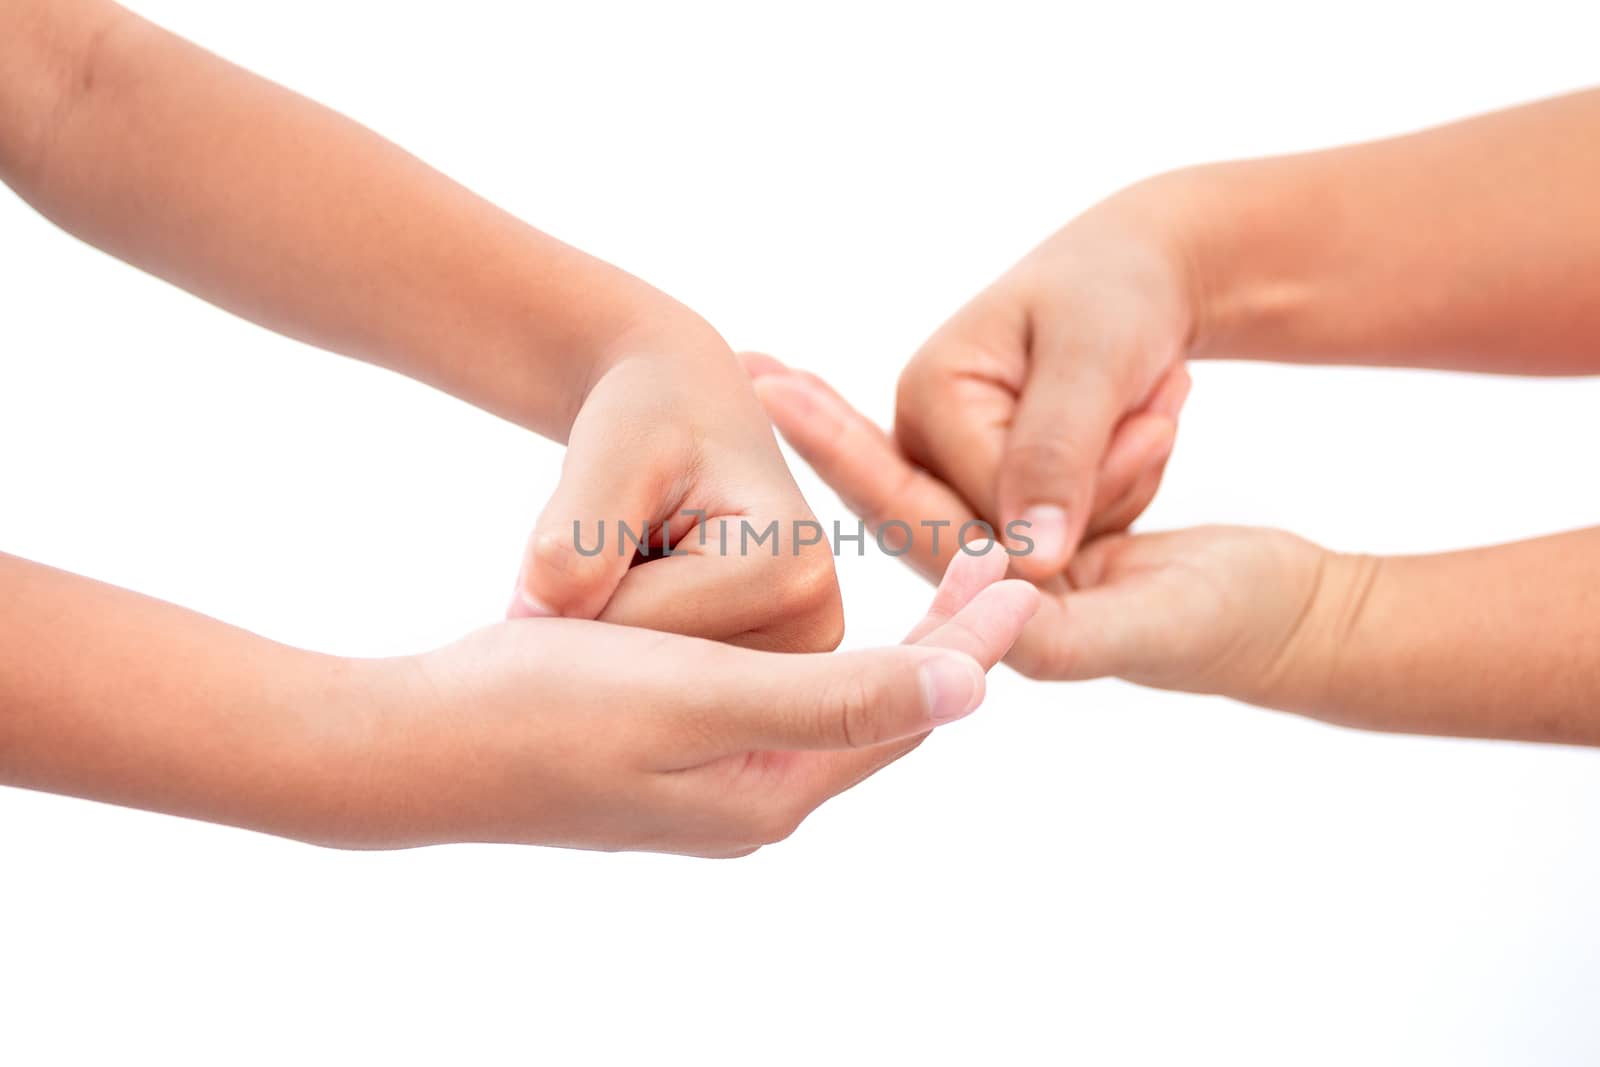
[0,552,390,842]
[1264,530,1600,745]
[1152,90,1600,375]
[0,0,703,439]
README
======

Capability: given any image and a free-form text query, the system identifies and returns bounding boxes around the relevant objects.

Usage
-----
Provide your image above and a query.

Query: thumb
[997,358,1125,580]
[510,407,682,621]
[704,646,987,753]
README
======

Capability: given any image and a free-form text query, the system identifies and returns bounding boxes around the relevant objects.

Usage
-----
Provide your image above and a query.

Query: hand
[0,5,842,653]
[747,365,1334,701]
[357,546,1039,855]
[855,177,1202,578]
[510,314,844,653]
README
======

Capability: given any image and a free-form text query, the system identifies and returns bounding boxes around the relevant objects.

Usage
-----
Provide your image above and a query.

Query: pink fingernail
[741,352,790,380]
[507,587,557,620]
[1015,504,1069,560]
[919,654,985,724]
[755,376,823,417]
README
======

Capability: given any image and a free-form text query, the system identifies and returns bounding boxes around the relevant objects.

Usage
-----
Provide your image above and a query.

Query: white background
[3,1,1599,1063]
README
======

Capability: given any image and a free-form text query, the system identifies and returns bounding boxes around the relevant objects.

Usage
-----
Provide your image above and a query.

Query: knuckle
[1006,433,1089,478]
[750,796,810,846]
[530,527,611,590]
[777,546,843,613]
[819,671,879,750]
[800,598,851,655]
[748,546,844,651]
[811,604,846,652]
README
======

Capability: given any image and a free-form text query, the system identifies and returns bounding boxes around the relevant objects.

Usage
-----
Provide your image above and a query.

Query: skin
[750,88,1600,746]
[0,1,1042,847]
[0,0,840,652]
[0,549,1038,854]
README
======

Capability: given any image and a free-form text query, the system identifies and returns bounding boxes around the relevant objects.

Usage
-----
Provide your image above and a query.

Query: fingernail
[1015,504,1069,560]
[919,653,985,724]
[507,587,557,620]
[741,352,789,380]
[755,376,823,416]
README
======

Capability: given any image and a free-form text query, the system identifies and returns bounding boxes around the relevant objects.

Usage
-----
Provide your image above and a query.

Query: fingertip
[519,527,616,621]
[506,587,557,620]
[751,375,845,447]
[913,576,1042,669]
[992,578,1043,627]
[918,649,987,725]
[750,375,805,419]
[940,536,1009,587]
[903,541,1001,644]
[505,557,559,619]
[738,350,789,380]
[1005,503,1075,579]
[979,580,1044,667]
[1019,503,1071,555]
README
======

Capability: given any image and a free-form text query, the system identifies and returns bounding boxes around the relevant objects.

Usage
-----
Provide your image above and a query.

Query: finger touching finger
[901,536,1012,643]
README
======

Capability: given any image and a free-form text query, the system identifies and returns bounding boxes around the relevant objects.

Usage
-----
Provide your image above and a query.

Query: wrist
[1140,156,1346,363]
[1246,548,1385,718]
[559,297,738,435]
[1088,170,1215,360]
[304,645,553,850]
[243,652,419,849]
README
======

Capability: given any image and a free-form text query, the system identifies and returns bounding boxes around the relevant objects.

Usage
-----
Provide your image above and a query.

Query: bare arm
[1175,89,1600,375]
[0,552,380,841]
[1273,528,1600,745]
[0,0,848,646]
[0,549,1034,851]
[841,89,1600,581]
[751,362,1600,747]
[0,0,690,440]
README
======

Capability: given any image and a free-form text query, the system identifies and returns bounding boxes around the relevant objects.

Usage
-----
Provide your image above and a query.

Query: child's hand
[747,364,1339,702]
[0,6,841,655]
[509,319,844,652]
[0,547,1034,853]
[851,180,1199,578]
[355,547,1038,854]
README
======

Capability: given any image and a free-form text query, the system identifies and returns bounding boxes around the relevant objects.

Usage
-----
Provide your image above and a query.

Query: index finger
[749,368,987,587]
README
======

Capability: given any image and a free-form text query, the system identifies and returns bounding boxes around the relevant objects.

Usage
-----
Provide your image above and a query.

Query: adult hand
[856,179,1201,577]
[748,364,1332,700]
[370,544,1039,855]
